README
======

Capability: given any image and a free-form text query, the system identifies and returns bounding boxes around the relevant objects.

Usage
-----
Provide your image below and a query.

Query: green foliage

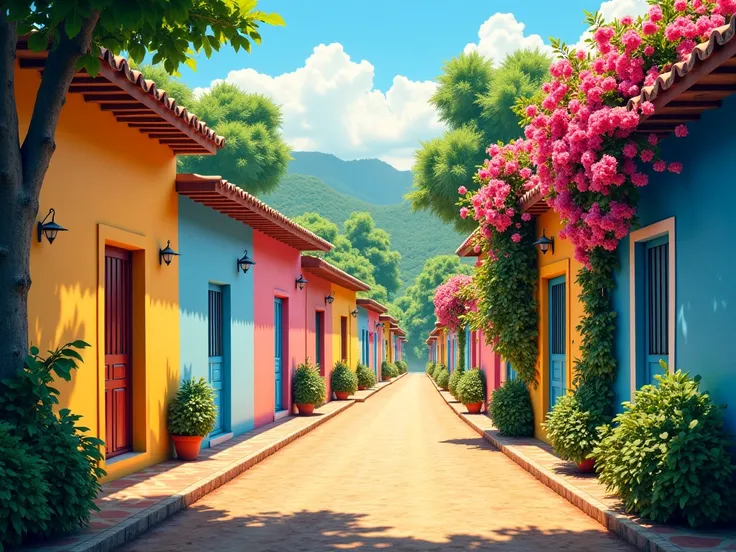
[488,379,534,437]
[293,212,340,243]
[381,361,398,379]
[356,362,377,389]
[448,365,465,400]
[293,360,327,406]
[180,83,291,195]
[395,360,408,374]
[470,223,539,386]
[0,342,106,541]
[430,362,444,381]
[135,64,195,107]
[11,1,285,80]
[393,256,473,361]
[408,49,551,231]
[426,361,437,375]
[167,377,218,437]
[456,328,466,372]
[0,422,51,547]
[331,360,358,395]
[344,212,402,297]
[543,394,599,464]
[457,368,486,405]
[436,366,450,391]
[594,368,734,527]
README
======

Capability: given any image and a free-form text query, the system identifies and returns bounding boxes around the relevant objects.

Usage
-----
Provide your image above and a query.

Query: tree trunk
[0,14,99,381]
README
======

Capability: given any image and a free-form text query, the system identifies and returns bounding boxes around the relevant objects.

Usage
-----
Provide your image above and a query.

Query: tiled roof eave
[301,256,371,292]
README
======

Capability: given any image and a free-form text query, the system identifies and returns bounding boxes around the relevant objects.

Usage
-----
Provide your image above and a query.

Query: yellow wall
[18,65,180,482]
[532,210,584,440]
[383,321,393,363]
[330,285,359,369]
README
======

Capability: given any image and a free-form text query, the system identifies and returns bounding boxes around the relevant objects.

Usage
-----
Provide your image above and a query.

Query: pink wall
[253,231,307,427]
[304,273,333,400]
[366,310,380,372]
[471,329,502,405]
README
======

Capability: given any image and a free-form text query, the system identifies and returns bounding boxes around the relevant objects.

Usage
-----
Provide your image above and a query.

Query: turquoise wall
[358,307,369,365]
[179,197,255,446]
[612,95,736,437]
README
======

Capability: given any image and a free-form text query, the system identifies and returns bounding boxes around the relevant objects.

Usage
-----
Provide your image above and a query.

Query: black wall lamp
[351,308,358,318]
[295,274,308,290]
[37,208,67,244]
[375,322,382,330]
[325,292,335,305]
[159,240,180,266]
[533,230,554,255]
[237,250,255,273]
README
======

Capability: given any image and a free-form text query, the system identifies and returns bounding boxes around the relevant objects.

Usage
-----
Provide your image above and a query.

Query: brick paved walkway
[121,374,634,552]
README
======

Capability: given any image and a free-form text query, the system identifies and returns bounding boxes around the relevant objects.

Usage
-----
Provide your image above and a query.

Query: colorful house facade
[21,45,224,481]
[379,314,398,363]
[357,298,388,380]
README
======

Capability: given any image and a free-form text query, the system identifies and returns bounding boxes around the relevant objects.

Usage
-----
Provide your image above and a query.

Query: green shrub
[356,362,376,389]
[426,361,436,375]
[0,422,51,547]
[436,366,450,390]
[431,362,445,381]
[457,368,486,405]
[168,377,218,437]
[448,366,465,399]
[0,342,106,540]
[543,394,599,465]
[381,360,398,379]
[390,362,400,377]
[293,360,327,405]
[395,360,408,374]
[594,367,734,527]
[331,360,358,395]
[488,379,534,437]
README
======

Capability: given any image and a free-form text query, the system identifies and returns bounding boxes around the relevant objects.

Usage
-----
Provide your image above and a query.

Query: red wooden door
[105,246,132,458]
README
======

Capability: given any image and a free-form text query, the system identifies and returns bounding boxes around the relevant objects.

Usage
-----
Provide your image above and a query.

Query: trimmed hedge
[356,362,376,389]
[293,360,327,406]
[331,360,358,395]
[457,368,485,405]
[488,379,534,437]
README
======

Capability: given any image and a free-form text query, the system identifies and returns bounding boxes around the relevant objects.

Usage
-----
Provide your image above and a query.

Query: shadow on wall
[123,507,628,551]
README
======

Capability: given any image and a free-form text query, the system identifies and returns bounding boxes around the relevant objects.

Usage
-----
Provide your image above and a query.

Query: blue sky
[178,0,648,169]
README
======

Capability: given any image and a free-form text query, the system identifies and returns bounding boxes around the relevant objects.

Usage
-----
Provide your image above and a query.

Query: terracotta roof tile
[301,256,371,292]
[379,314,398,325]
[356,298,388,314]
[176,174,333,251]
[456,230,479,257]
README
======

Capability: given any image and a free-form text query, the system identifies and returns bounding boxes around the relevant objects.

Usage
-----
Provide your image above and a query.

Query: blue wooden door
[208,285,225,436]
[465,326,471,369]
[274,298,284,411]
[548,276,566,410]
[506,361,517,381]
[644,236,669,385]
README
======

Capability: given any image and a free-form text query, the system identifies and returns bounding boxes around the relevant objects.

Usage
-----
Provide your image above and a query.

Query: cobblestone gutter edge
[426,375,682,552]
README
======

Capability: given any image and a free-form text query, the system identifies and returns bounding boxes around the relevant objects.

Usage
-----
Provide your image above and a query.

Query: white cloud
[463,13,554,65]
[195,43,444,171]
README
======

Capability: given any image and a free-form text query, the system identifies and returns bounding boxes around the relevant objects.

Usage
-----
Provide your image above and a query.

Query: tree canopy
[392,255,473,361]
[407,48,551,233]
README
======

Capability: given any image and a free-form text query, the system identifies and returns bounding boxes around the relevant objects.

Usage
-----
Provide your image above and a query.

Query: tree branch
[0,11,20,188]
[21,12,100,198]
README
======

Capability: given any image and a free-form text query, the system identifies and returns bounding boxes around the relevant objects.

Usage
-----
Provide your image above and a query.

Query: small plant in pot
[168,377,218,461]
[381,360,394,381]
[331,360,358,399]
[457,368,486,413]
[543,393,599,472]
[293,359,326,415]
[356,362,376,390]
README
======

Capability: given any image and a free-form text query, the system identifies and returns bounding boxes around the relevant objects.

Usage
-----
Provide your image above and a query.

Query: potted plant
[436,365,450,391]
[488,379,534,437]
[356,362,376,390]
[331,360,358,399]
[448,365,465,401]
[543,394,599,472]
[168,377,218,461]
[293,360,326,415]
[457,368,486,413]
[381,360,393,381]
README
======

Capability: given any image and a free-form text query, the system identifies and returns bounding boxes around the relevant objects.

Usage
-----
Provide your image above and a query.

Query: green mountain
[260,156,467,289]
[286,152,412,205]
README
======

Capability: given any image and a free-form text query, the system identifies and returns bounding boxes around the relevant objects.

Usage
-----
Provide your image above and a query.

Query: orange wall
[18,64,180,481]
[532,210,584,440]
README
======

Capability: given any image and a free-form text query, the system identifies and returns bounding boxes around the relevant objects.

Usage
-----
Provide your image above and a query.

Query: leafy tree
[180,83,291,194]
[343,212,402,298]
[393,255,473,362]
[293,212,340,244]
[407,48,551,232]
[0,1,284,381]
[135,64,195,107]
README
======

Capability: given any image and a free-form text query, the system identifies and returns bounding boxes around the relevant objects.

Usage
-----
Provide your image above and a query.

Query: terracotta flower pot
[358,385,367,390]
[382,375,391,381]
[335,391,351,400]
[172,435,203,461]
[465,402,483,414]
[577,458,596,473]
[296,403,315,415]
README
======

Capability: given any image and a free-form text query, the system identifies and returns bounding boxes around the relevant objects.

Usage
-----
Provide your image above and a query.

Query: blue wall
[612,95,736,436]
[358,307,369,365]
[179,197,255,446]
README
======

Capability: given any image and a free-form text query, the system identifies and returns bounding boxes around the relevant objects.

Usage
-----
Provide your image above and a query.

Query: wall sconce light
[295,274,308,290]
[159,240,180,266]
[237,249,255,273]
[351,308,358,318]
[533,230,554,255]
[325,292,335,305]
[37,208,67,244]
[375,322,382,330]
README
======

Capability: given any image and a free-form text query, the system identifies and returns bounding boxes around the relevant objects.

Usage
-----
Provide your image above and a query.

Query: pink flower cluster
[433,275,473,332]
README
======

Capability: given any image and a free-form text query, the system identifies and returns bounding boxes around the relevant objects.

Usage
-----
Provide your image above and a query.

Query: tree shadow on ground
[438,436,497,452]
[123,505,633,552]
